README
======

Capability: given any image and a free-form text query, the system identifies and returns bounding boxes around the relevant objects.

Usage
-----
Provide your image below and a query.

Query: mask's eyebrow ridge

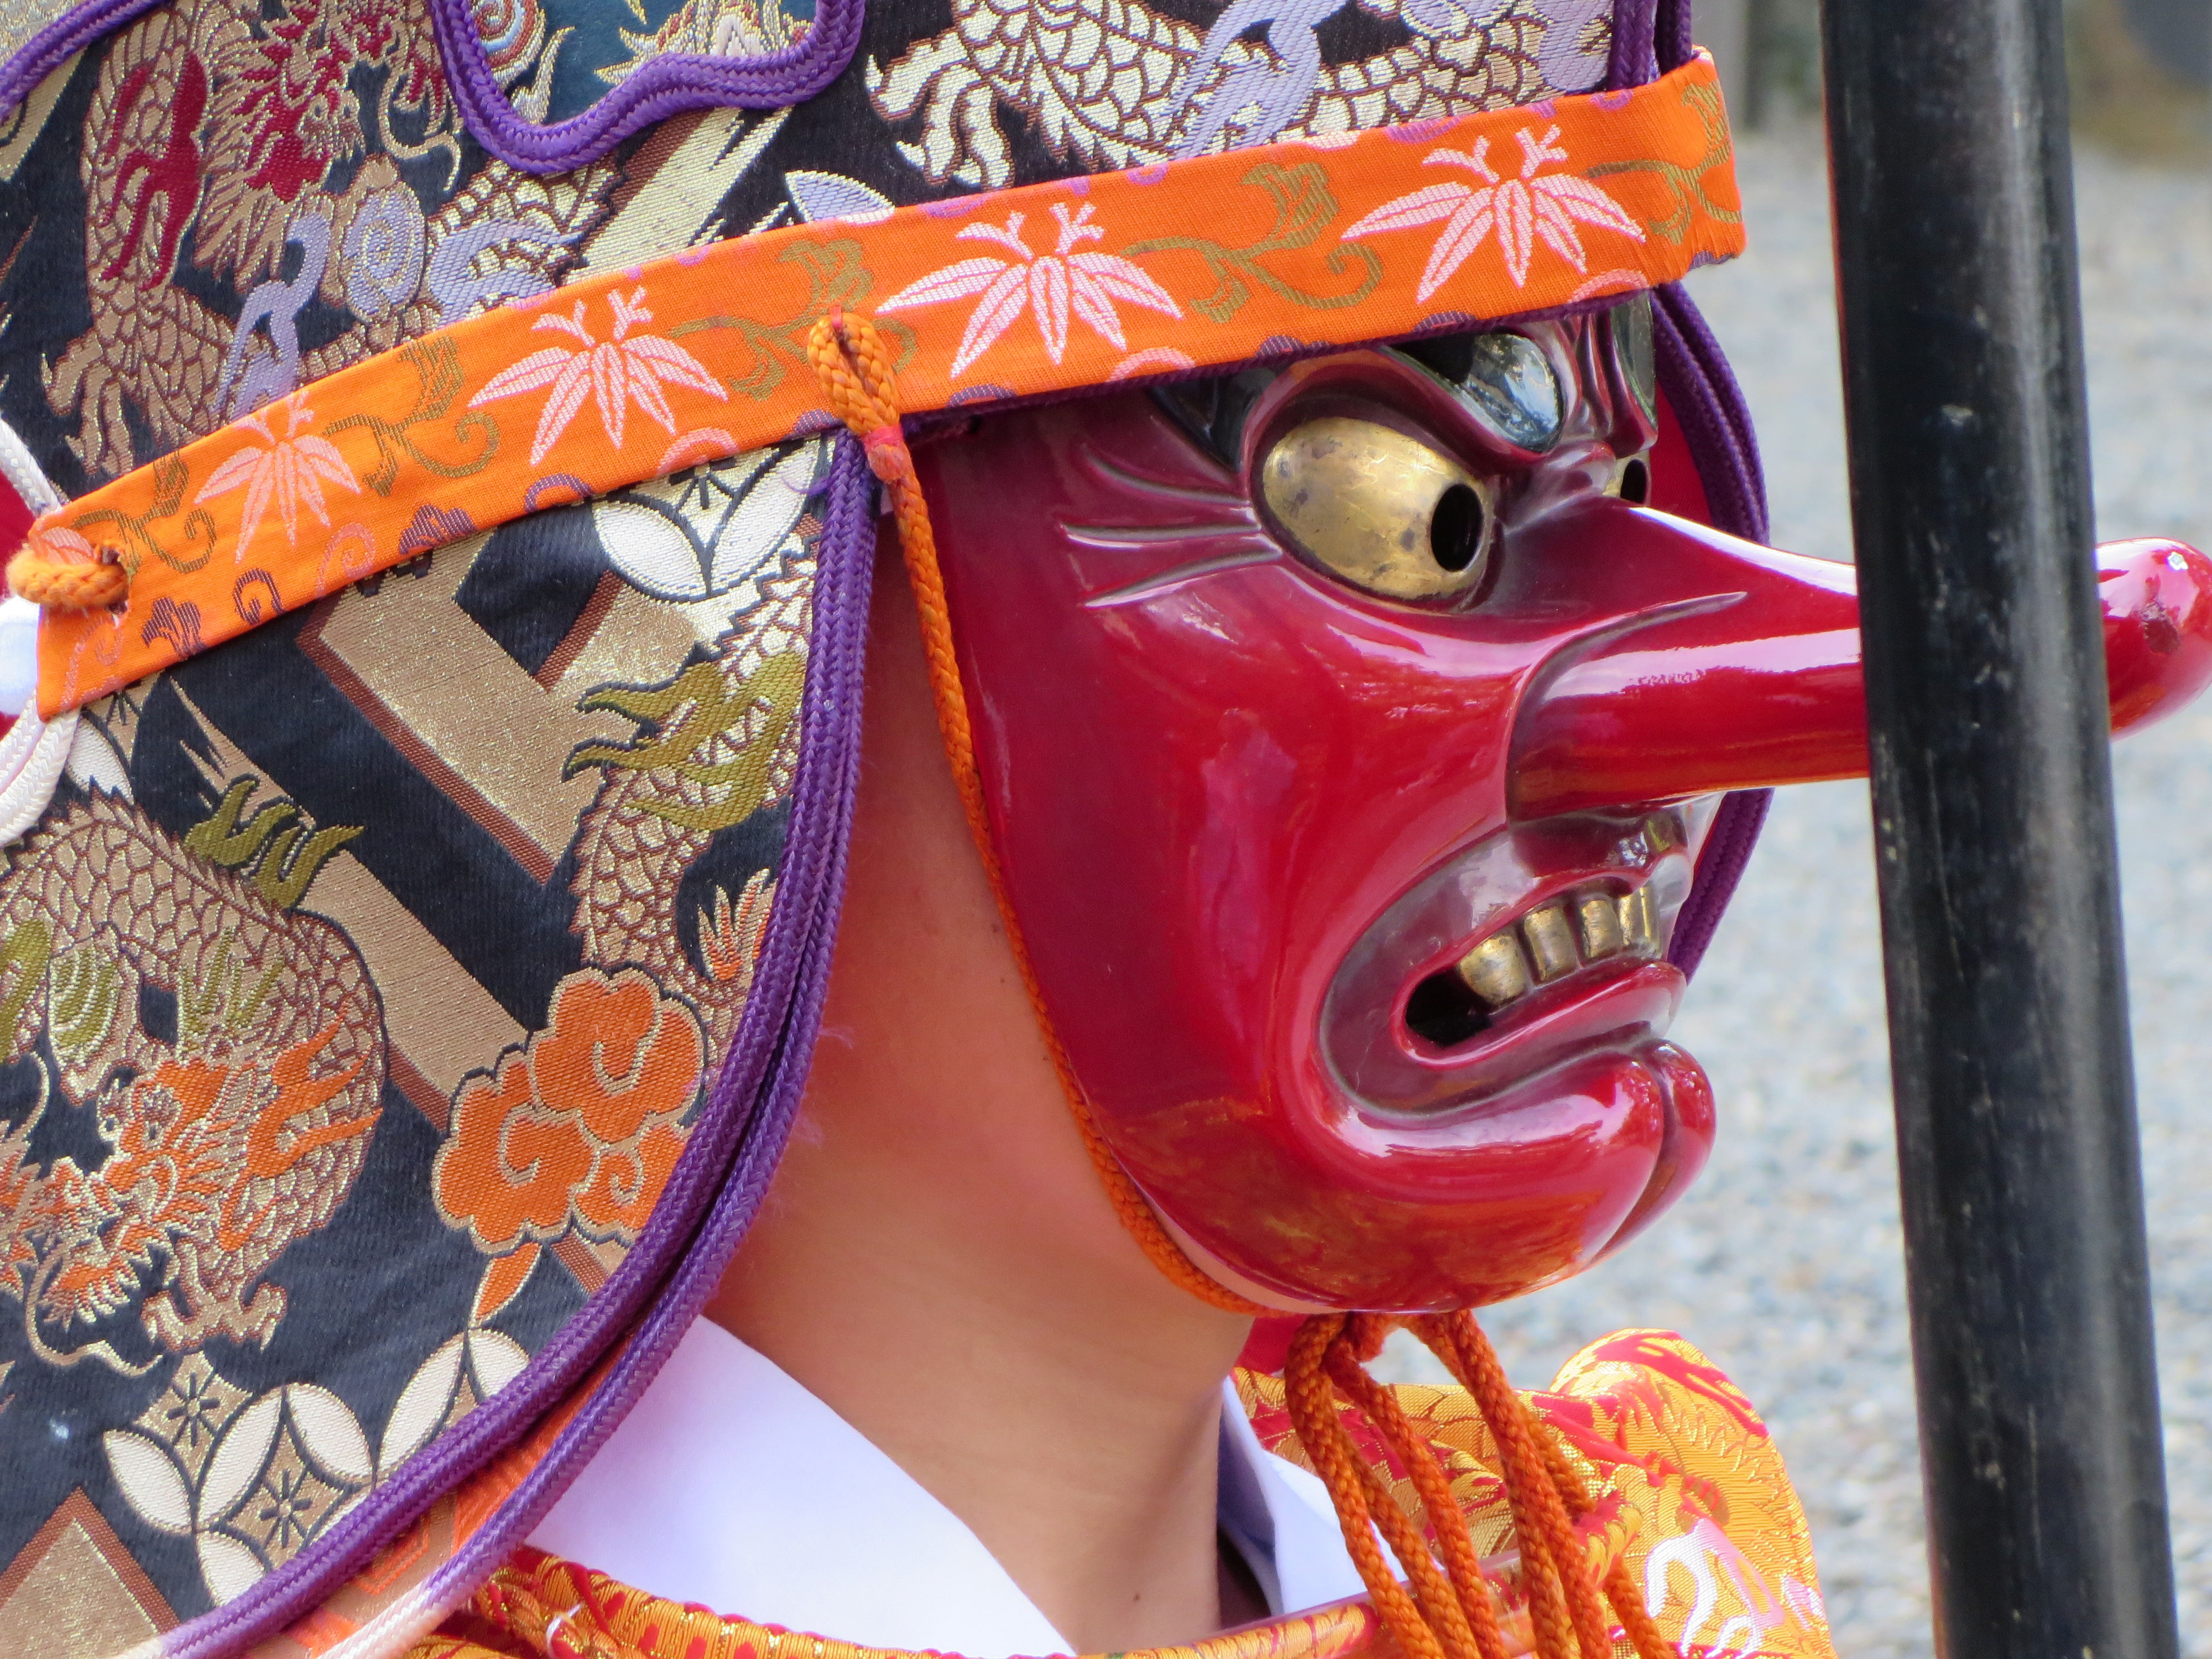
[1079,446,1253,511]
[1080,546,1284,608]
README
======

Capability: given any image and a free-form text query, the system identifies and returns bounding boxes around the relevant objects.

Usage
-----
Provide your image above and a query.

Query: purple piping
[1652,0,1695,74]
[1652,282,1776,979]
[0,0,163,119]
[1671,786,1771,976]
[161,441,875,1659]
[1606,0,1661,91]
[0,0,859,169]
[1589,0,1775,975]
[427,0,862,175]
[1655,284,1768,545]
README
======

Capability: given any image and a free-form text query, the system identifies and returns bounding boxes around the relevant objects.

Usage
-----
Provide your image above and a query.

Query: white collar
[528,1318,1366,1657]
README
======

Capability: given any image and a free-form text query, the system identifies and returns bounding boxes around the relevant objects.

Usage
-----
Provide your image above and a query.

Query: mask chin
[1125,806,1723,1312]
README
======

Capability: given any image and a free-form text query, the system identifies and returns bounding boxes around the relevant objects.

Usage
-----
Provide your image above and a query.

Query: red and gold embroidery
[0,791,384,1363]
[1243,1332,1834,1659]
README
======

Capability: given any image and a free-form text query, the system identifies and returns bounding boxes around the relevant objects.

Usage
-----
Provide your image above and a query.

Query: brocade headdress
[0,0,1747,1652]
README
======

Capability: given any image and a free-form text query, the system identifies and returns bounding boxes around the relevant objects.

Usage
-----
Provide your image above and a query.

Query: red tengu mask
[919,302,2212,1311]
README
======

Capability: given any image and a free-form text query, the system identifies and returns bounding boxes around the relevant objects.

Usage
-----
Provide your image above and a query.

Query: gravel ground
[1373,125,2212,1656]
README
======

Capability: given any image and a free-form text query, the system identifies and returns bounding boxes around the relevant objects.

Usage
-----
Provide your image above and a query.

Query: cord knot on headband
[6,529,127,612]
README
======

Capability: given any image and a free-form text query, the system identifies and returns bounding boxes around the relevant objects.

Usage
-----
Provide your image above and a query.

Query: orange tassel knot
[7,526,127,611]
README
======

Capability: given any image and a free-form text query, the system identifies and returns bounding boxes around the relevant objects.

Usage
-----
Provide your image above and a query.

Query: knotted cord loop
[1284,1315,1458,1659]
[1319,1318,1511,1659]
[6,539,126,610]
[804,309,1268,1321]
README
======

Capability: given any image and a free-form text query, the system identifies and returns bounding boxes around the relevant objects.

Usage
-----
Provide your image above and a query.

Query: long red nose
[1510,509,2212,818]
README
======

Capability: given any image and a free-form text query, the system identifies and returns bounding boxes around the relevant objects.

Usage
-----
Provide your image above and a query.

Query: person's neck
[705,535,1258,1651]
[710,1182,1255,1652]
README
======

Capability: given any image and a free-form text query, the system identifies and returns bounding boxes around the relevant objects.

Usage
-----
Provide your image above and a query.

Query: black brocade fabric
[0,0,1622,1638]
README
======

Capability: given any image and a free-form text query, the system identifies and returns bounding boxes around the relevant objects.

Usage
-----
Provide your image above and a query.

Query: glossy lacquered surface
[1514,530,2212,818]
[919,333,2212,1311]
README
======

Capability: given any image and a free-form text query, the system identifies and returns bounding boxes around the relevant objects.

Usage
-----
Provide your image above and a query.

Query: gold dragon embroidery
[866,0,1584,189]
[0,787,384,1373]
[565,571,813,1048]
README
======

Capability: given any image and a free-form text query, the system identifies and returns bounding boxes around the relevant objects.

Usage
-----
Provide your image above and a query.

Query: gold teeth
[1455,881,1662,1010]
[1458,933,1531,1006]
[1619,885,1660,954]
[1575,890,1625,959]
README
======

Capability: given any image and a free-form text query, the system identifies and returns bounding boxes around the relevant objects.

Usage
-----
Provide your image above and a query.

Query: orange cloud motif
[435,968,706,1322]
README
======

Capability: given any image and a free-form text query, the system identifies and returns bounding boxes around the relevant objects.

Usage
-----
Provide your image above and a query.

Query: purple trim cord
[1654,283,1768,543]
[1653,0,1695,73]
[1606,0,1661,91]
[161,441,876,1659]
[1672,786,1771,977]
[1653,281,1776,980]
[427,0,863,174]
[0,0,163,121]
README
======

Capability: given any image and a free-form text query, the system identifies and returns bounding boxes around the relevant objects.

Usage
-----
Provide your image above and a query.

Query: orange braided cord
[1411,1313,1614,1659]
[1319,1335,1511,1659]
[1425,1318,1619,1659]
[1350,1449,1492,1659]
[1525,1405,1678,1659]
[1310,1316,1530,1659]
[7,546,126,609]
[802,310,1266,1320]
[1404,1317,1569,1659]
[1335,1437,1486,1659]
[1284,1316,1453,1659]
[1602,1556,1678,1659]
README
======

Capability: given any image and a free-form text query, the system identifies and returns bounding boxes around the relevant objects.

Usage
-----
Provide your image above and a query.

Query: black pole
[1819,2,2181,1656]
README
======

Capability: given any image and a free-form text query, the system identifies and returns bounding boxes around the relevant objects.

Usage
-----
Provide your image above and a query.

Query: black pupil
[1430,484,1484,572]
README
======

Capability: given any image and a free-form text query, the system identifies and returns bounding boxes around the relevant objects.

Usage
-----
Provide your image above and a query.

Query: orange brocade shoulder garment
[404,1332,1835,1659]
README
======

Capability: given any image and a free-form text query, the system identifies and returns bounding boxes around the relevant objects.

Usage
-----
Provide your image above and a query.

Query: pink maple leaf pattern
[879,204,1182,379]
[1343,126,1647,300]
[194,395,362,555]
[469,287,727,465]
